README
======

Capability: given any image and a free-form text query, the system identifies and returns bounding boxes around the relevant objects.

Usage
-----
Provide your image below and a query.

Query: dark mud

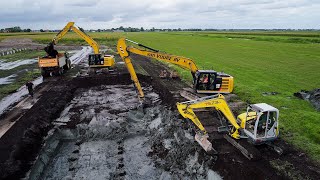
[0,74,144,179]
[294,88,320,111]
[0,71,180,180]
[0,80,76,179]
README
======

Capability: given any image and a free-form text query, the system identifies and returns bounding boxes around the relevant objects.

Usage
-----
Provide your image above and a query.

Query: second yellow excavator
[177,94,281,160]
[117,38,234,100]
[43,22,115,72]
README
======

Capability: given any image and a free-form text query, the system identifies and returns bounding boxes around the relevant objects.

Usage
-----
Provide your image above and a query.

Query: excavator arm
[51,22,100,54]
[52,22,74,45]
[117,37,200,99]
[124,39,199,73]
[117,38,145,99]
[177,94,241,139]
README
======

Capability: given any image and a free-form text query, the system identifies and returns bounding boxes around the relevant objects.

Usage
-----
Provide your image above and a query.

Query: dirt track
[0,45,319,179]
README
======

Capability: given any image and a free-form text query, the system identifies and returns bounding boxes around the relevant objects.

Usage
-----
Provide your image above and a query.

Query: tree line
[1,26,319,33]
[0,26,31,33]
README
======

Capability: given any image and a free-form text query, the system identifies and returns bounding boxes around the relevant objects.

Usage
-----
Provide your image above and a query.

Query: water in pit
[27,85,222,180]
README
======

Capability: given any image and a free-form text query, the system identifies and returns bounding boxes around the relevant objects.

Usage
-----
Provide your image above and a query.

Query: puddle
[0,74,17,85]
[0,59,37,70]
[69,46,92,64]
[0,47,91,116]
[0,77,42,116]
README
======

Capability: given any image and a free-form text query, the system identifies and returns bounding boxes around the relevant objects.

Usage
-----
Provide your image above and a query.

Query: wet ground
[0,59,38,70]
[0,43,319,179]
[0,47,91,117]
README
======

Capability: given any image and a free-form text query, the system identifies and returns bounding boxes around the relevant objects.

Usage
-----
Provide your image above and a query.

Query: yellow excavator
[177,94,281,160]
[43,22,115,71]
[117,38,234,100]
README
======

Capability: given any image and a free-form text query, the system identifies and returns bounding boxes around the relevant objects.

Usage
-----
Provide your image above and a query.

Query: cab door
[265,111,278,138]
[254,111,278,142]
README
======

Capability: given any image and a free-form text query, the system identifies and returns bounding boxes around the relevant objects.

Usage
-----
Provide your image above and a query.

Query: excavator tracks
[223,135,261,160]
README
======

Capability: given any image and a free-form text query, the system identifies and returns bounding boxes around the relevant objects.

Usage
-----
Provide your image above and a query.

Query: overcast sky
[0,0,319,29]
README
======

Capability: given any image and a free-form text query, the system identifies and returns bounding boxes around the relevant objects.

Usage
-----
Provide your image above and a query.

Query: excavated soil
[0,50,319,179]
[294,89,320,111]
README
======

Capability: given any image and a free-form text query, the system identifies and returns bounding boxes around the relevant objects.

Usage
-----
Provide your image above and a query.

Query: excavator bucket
[195,133,217,155]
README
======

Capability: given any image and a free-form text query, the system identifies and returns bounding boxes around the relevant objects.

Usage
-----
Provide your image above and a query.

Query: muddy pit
[0,74,221,180]
[25,84,220,179]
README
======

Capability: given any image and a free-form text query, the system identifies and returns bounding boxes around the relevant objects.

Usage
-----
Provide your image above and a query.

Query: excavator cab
[194,70,222,92]
[88,54,103,66]
[88,54,115,68]
[239,103,279,145]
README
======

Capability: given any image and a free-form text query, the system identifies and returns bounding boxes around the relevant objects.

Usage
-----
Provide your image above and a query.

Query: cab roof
[251,103,279,113]
[197,70,217,73]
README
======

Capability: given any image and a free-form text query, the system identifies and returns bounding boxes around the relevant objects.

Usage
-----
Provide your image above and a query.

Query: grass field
[0,50,41,99]
[1,31,320,162]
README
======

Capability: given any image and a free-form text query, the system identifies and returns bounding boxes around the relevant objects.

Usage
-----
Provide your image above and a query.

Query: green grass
[0,50,44,62]
[166,31,320,44]
[0,69,40,99]
[1,31,320,162]
[0,50,42,99]
[0,32,121,47]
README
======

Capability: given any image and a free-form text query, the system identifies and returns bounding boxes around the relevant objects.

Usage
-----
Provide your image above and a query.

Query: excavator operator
[44,42,58,58]
[200,74,209,90]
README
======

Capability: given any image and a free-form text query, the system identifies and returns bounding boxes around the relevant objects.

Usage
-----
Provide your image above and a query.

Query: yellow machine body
[116,38,234,99]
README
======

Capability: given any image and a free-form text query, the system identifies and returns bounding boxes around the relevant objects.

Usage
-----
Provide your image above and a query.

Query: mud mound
[294,88,320,111]
[0,81,76,179]
[0,74,138,179]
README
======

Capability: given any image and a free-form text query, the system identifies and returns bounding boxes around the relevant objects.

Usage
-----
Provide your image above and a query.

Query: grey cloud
[0,0,319,29]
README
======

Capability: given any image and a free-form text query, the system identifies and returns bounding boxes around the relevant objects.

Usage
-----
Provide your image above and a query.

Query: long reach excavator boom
[117,38,234,100]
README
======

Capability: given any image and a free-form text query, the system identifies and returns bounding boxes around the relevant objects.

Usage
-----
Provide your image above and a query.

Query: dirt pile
[294,88,320,111]
[0,80,76,179]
